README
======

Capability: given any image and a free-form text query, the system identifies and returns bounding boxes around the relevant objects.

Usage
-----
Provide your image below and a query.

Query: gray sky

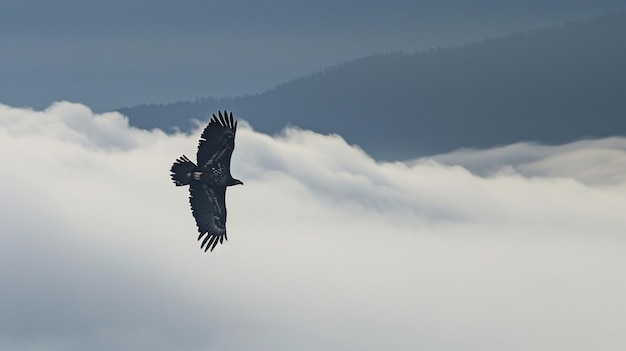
[1,0,625,111]
[2,101,626,350]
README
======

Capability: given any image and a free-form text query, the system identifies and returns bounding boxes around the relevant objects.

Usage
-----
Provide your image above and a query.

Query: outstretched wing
[189,182,228,252]
[197,111,238,170]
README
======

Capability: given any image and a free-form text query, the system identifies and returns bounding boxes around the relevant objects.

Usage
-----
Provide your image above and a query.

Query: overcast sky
[2,102,626,350]
[1,0,625,111]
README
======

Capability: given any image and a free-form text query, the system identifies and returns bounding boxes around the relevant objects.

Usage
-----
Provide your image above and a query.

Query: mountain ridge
[118,13,626,160]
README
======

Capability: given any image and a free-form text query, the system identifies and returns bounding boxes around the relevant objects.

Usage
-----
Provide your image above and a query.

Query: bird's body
[170,111,243,252]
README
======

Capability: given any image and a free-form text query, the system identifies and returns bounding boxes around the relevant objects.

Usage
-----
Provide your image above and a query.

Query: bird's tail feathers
[170,155,196,186]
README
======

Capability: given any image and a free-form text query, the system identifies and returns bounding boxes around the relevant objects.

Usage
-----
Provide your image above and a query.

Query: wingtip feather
[207,235,218,251]
[201,233,211,249]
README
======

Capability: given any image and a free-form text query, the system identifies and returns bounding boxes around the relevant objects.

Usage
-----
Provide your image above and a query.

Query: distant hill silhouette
[118,13,626,160]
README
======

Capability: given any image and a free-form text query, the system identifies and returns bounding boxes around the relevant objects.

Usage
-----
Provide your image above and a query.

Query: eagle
[170,111,243,252]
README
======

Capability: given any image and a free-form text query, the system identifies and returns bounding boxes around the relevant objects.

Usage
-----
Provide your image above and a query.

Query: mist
[1,101,625,350]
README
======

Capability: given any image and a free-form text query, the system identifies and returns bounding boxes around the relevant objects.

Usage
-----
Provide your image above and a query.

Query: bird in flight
[170,111,243,252]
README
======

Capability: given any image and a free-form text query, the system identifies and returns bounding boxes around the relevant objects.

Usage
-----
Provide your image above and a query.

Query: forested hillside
[119,13,626,159]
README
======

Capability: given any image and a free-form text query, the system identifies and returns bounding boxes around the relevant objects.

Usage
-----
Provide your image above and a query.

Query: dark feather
[171,110,241,252]
[197,110,237,170]
[189,183,227,251]
[170,155,195,186]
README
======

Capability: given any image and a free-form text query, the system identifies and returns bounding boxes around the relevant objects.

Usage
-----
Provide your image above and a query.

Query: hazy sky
[2,102,626,350]
[2,0,625,111]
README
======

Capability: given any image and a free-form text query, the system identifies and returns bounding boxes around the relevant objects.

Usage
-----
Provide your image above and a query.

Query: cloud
[428,138,626,186]
[1,101,626,351]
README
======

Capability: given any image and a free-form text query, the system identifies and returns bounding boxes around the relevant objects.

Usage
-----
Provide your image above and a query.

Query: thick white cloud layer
[1,102,626,351]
